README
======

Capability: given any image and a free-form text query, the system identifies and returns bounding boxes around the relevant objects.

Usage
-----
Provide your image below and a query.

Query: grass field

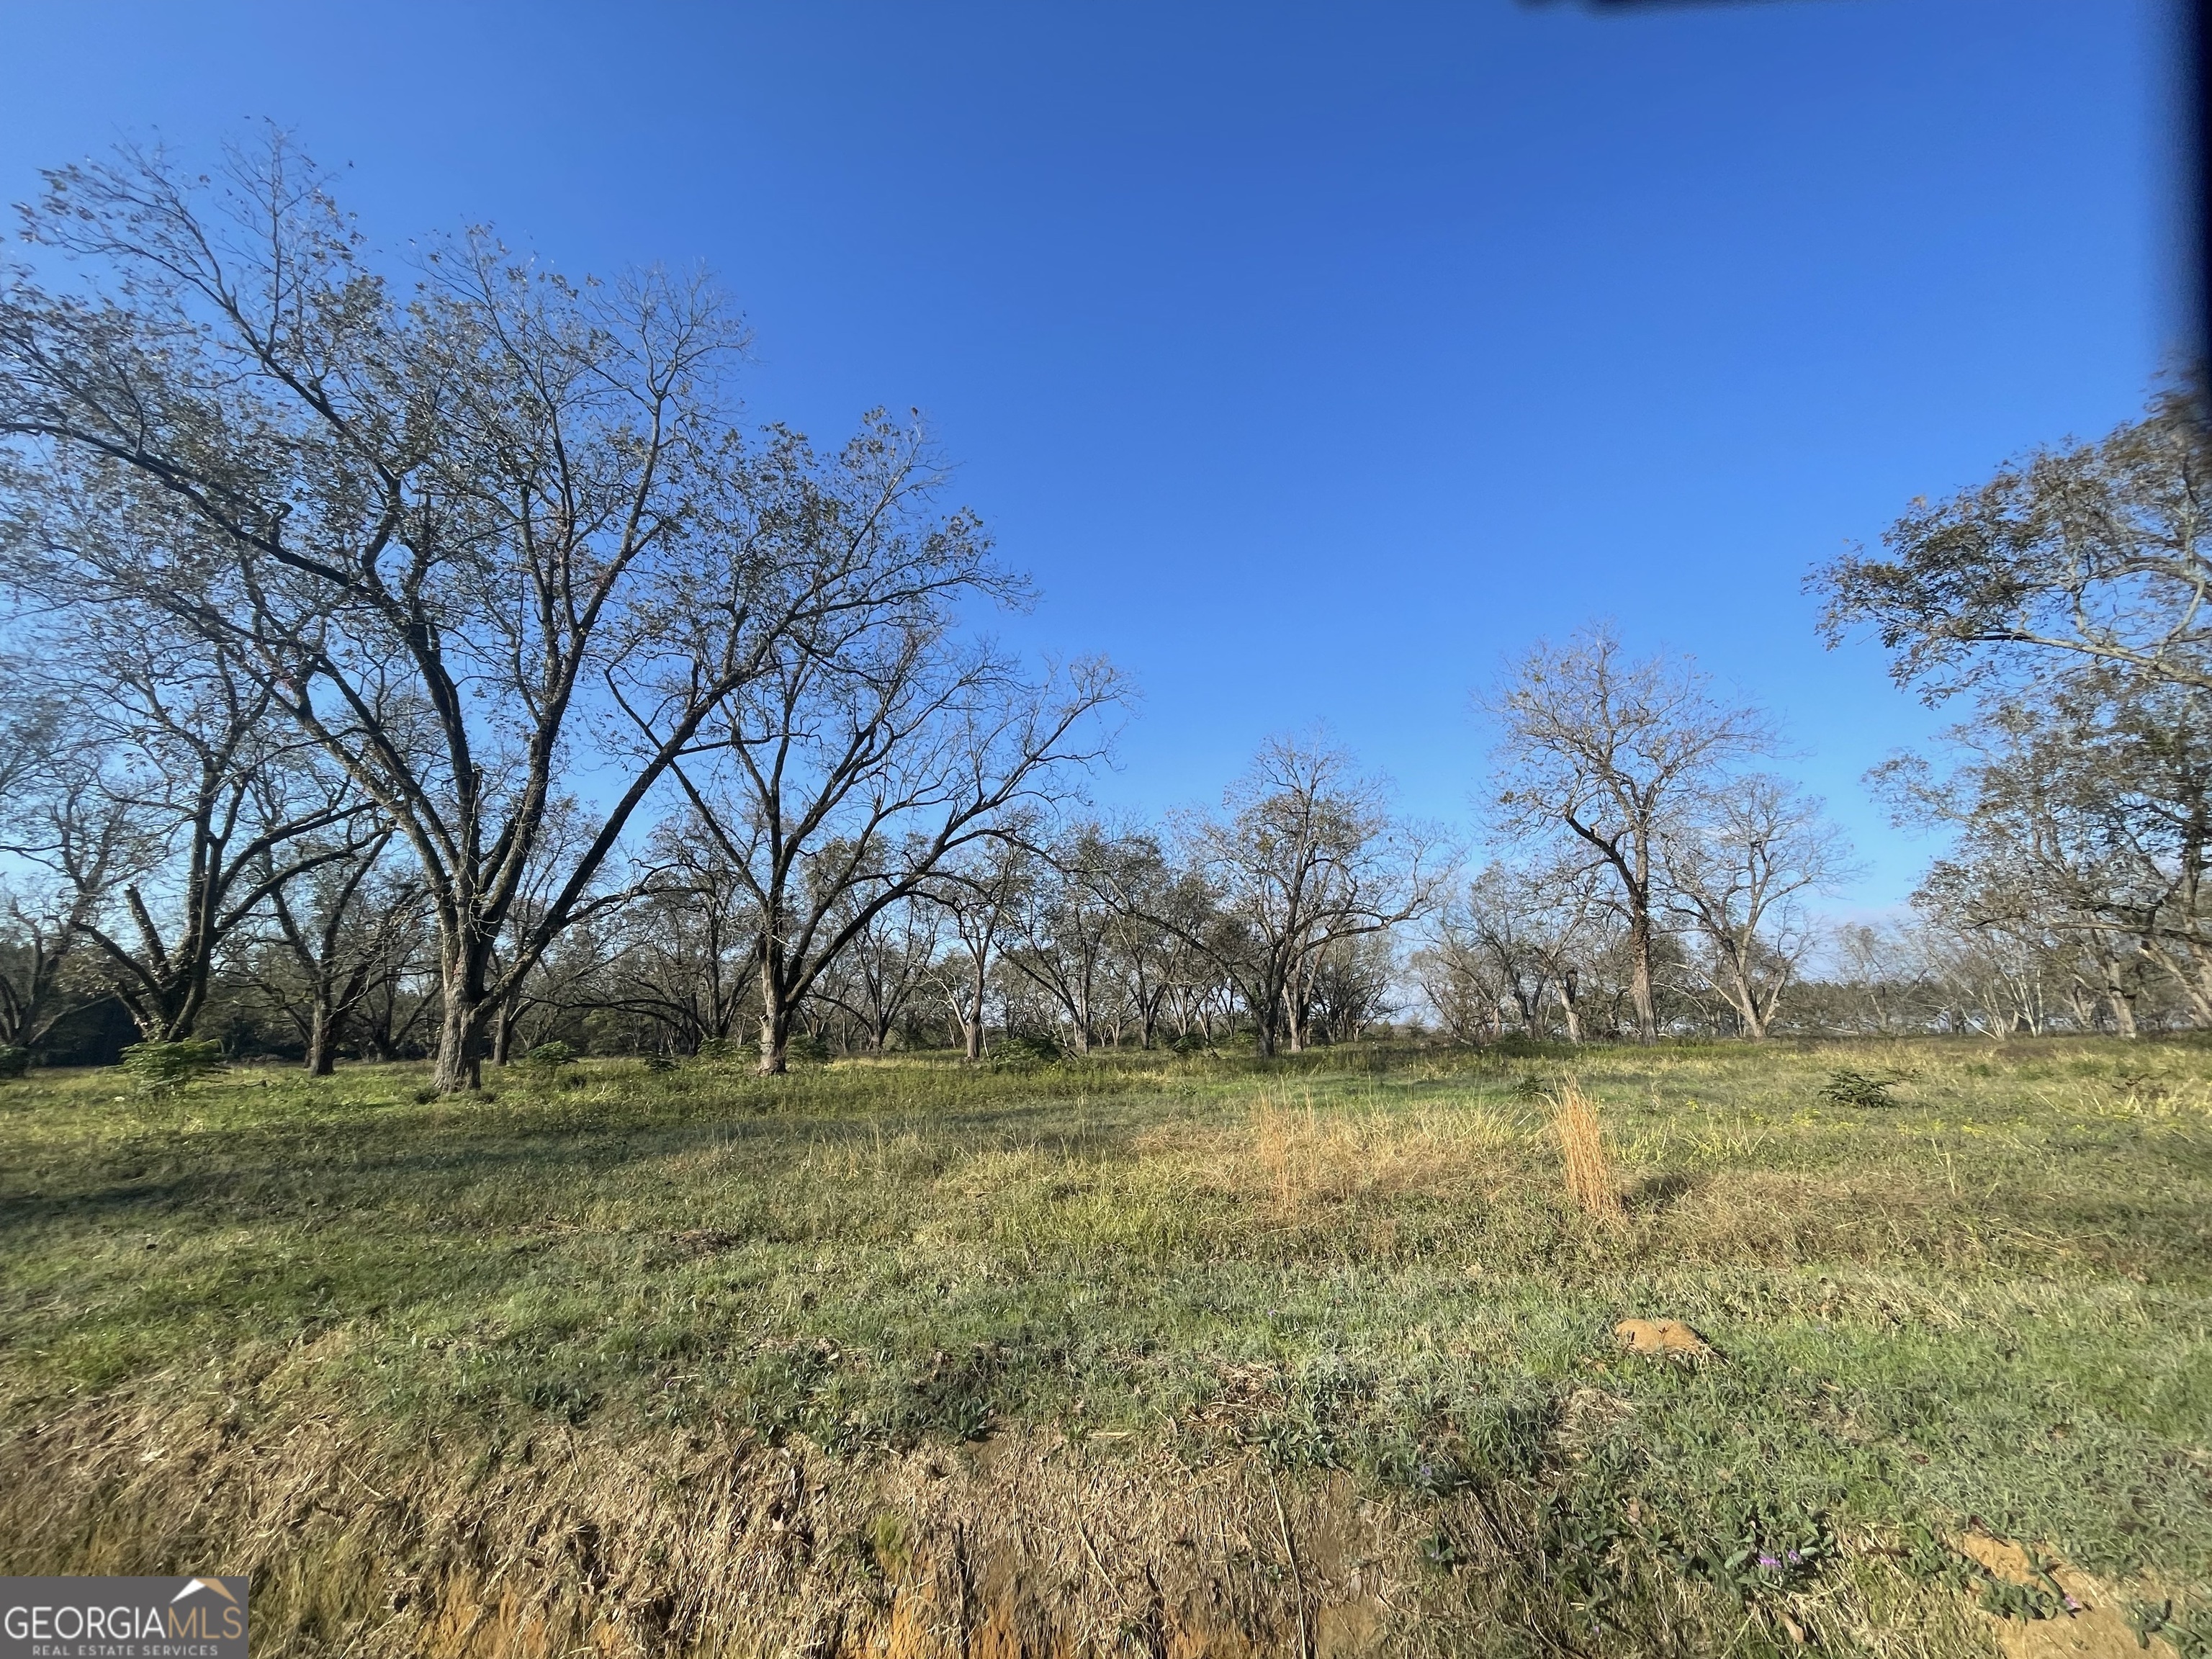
[1,1037,2208,1657]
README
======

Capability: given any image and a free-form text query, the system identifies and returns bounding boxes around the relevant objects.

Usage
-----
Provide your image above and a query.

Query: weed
[1421,1527,1466,1569]
[1667,1501,1835,1606]
[1894,1523,1981,1593]
[866,1509,912,1578]
[1555,1080,1625,1219]
[116,1039,225,1095]
[988,1033,1063,1070]
[2128,1599,2212,1658]
[1819,1069,1897,1108]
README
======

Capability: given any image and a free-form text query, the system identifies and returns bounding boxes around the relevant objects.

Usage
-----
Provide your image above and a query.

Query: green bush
[1817,1069,1896,1109]
[0,1046,28,1080]
[989,1032,1063,1071]
[1487,1033,1553,1059]
[522,1041,578,1071]
[117,1039,227,1095]
[695,1036,747,1062]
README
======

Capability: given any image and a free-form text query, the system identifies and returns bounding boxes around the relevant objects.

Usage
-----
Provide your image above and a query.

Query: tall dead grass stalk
[1554,1080,1625,1221]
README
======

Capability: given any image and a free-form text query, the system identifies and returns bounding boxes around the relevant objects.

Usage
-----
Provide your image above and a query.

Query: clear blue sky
[0,1,2181,916]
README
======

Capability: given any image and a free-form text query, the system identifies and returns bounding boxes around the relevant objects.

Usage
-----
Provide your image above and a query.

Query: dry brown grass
[1553,1080,1625,1222]
[1246,1091,1514,1213]
[0,1385,1447,1658]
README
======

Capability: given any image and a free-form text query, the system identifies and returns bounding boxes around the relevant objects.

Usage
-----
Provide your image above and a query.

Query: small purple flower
[1786,1550,1805,1566]
[2064,1596,2082,1613]
[1758,1553,1784,1571]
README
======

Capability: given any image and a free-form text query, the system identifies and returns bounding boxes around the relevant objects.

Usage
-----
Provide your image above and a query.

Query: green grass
[2,1037,2208,1655]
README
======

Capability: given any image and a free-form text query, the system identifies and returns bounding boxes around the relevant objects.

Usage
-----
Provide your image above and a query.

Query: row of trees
[4,137,2205,1076]
[0,136,1122,1087]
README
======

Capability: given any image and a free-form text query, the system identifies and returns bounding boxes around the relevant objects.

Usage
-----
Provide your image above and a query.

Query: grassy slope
[1,1038,2207,1655]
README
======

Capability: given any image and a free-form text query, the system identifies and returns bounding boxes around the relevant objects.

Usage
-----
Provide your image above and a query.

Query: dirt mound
[1614,1318,1714,1360]
[1953,1533,2148,1659]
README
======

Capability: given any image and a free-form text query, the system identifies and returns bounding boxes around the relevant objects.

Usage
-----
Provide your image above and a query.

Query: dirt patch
[1954,1533,2154,1659]
[1614,1318,1714,1360]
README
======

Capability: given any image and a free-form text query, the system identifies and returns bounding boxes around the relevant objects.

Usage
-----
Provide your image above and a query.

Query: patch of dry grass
[1245,1089,1516,1213]
[1553,1079,1626,1222]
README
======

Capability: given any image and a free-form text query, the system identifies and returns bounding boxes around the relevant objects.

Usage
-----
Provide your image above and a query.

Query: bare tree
[927,835,1035,1061]
[1661,775,1848,1038]
[1409,925,1504,1045]
[1874,671,2212,1030]
[1827,921,1933,1035]
[605,813,763,1053]
[1484,626,1773,1041]
[0,135,835,1089]
[1181,737,1444,1056]
[248,834,425,1072]
[7,624,370,1042]
[0,683,112,1054]
[815,890,943,1053]
[627,422,1123,1073]
[1004,825,1125,1053]
[1301,932,1397,1045]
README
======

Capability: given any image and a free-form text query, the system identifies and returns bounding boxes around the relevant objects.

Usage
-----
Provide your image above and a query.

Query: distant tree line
[1,138,2204,1082]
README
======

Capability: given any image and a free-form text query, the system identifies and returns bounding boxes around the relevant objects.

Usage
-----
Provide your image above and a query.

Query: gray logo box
[1,1577,248,1658]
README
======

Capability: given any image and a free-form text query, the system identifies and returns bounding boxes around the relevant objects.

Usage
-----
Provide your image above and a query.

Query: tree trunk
[2104,966,2139,1040]
[757,938,793,1074]
[758,1002,791,1074]
[432,943,490,1092]
[432,993,485,1092]
[964,964,986,1061]
[1627,907,1658,1042]
[305,1002,338,1076]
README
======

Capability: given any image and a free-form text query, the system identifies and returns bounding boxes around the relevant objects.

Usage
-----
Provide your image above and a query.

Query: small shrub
[1554,1080,1624,1220]
[0,1046,29,1080]
[1818,1069,1896,1109]
[865,1510,913,1578]
[522,1041,577,1071]
[786,1032,835,1066]
[642,1053,678,1074]
[989,1033,1063,1070]
[1169,1032,1209,1056]
[2125,1599,2211,1655]
[696,1036,747,1063]
[1669,1501,1835,1606]
[1507,1071,1548,1101]
[1421,1528,1467,1569]
[118,1039,227,1095]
